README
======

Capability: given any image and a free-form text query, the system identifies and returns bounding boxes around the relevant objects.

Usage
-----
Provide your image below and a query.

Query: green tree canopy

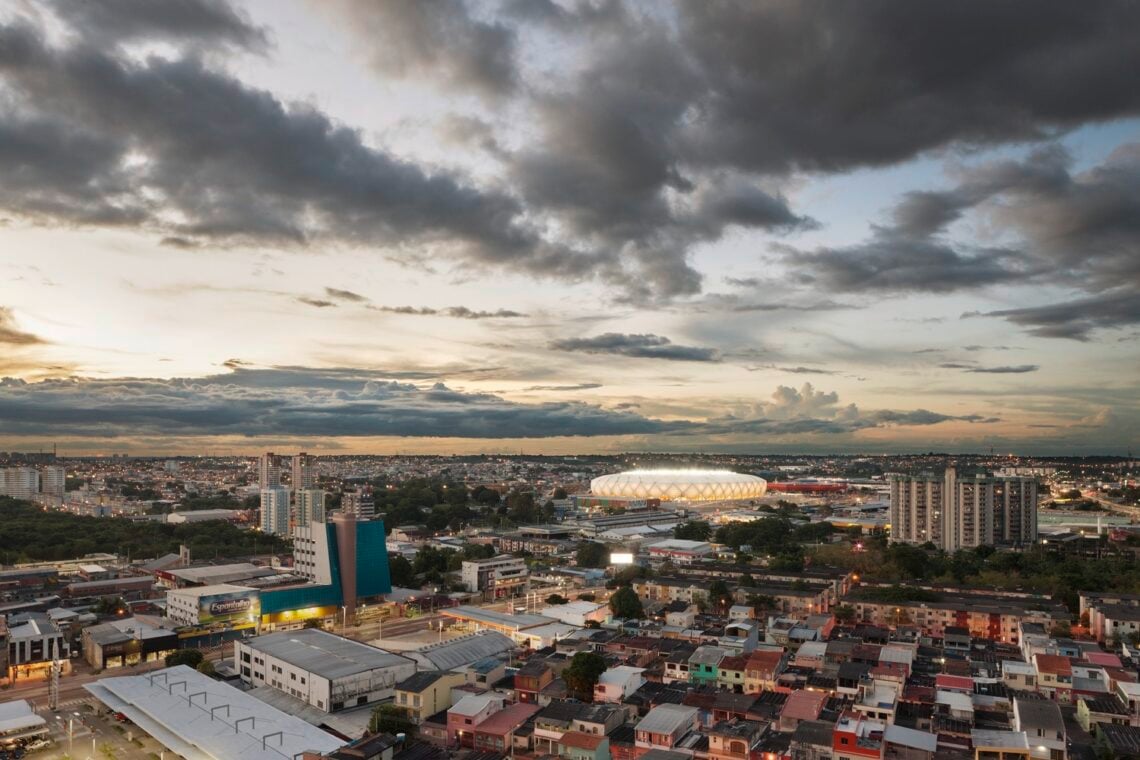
[609,586,645,619]
[576,541,609,568]
[165,649,204,668]
[674,521,712,541]
[562,651,608,701]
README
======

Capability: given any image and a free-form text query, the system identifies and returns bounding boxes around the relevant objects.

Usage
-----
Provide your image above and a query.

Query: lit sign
[610,553,634,565]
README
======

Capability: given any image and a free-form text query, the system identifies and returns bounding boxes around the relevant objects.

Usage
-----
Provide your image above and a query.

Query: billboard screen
[610,552,634,565]
[198,588,260,626]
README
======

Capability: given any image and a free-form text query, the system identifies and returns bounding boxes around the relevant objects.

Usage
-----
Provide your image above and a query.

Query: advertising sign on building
[198,588,261,625]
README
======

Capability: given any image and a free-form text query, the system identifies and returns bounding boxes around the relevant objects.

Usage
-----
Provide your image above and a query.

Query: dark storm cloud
[777,238,1026,294]
[368,305,527,319]
[777,144,1140,337]
[674,1,1140,173]
[324,287,367,303]
[47,0,267,49]
[0,370,990,440]
[0,308,45,345]
[522,383,604,392]
[966,289,1140,341]
[550,333,721,362]
[0,15,602,286]
[965,365,1040,374]
[325,0,518,99]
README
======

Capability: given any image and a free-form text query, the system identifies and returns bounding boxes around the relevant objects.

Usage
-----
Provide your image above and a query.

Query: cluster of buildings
[889,467,1039,551]
[0,464,66,501]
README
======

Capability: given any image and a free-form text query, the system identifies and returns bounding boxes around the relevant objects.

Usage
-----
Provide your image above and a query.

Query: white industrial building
[540,600,608,627]
[234,629,415,712]
[166,584,259,627]
[461,555,528,599]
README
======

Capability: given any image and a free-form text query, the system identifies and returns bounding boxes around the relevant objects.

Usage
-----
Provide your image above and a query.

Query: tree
[369,704,417,737]
[562,651,608,701]
[545,594,569,605]
[196,659,216,677]
[833,604,857,624]
[389,555,414,587]
[576,541,608,568]
[578,593,596,602]
[674,521,712,541]
[609,586,645,619]
[708,580,733,612]
[552,487,568,500]
[740,572,755,588]
[165,649,204,668]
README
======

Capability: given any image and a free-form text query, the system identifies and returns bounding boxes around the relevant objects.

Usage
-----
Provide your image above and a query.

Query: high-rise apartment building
[294,489,327,533]
[341,487,375,521]
[258,452,282,489]
[994,477,1038,547]
[260,486,291,536]
[890,467,1038,551]
[292,453,315,491]
[40,466,66,498]
[0,467,40,500]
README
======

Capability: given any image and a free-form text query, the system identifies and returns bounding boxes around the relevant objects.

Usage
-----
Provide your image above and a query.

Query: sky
[0,0,1137,456]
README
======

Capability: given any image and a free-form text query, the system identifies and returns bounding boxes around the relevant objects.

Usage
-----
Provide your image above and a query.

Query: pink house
[448,693,505,748]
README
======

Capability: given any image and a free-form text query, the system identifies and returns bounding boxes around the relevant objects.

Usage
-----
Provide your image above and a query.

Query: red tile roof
[472,702,540,736]
[560,731,606,750]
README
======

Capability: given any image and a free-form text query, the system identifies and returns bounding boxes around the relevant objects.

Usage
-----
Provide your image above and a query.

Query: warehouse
[234,629,415,712]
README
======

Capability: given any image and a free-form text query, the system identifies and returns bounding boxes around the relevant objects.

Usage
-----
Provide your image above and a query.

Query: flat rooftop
[442,605,555,630]
[167,563,278,585]
[242,629,413,680]
[169,583,257,600]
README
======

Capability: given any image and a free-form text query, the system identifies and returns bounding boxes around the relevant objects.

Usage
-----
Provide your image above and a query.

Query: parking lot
[30,699,167,760]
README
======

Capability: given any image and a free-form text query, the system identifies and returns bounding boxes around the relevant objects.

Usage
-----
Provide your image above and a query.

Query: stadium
[590,469,767,502]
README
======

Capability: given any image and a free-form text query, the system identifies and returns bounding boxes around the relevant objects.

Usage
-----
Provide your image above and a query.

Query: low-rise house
[472,702,540,754]
[1076,695,1129,732]
[744,650,786,693]
[883,724,937,760]
[635,704,700,753]
[689,646,728,687]
[790,719,836,760]
[448,692,506,748]
[1033,654,1073,702]
[1012,698,1066,760]
[559,731,611,760]
[708,718,766,760]
[779,689,828,733]
[595,665,646,703]
[717,655,749,694]
[1002,661,1038,693]
[833,711,885,760]
[970,729,1031,760]
[515,659,554,703]
[395,671,466,724]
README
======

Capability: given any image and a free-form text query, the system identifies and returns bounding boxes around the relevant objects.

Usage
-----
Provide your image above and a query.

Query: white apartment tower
[295,489,327,531]
[40,465,66,497]
[258,452,283,489]
[0,467,40,500]
[890,467,1038,551]
[260,486,291,536]
[292,452,315,491]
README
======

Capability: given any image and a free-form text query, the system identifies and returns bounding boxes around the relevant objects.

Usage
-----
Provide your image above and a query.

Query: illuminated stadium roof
[590,469,767,502]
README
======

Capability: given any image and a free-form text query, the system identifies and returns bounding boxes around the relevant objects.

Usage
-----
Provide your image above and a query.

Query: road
[1081,490,1140,520]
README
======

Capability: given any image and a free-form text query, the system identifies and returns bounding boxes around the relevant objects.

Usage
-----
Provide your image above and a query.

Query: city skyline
[1,1,1138,456]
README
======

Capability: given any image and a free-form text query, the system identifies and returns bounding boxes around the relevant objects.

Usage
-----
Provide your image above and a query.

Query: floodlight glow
[610,552,634,565]
[591,469,767,502]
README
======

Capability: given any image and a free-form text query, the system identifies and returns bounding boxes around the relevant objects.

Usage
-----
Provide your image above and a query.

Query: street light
[341,605,347,634]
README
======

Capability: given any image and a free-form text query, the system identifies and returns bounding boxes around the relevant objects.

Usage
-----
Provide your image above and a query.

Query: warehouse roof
[85,665,343,760]
[167,563,277,585]
[406,631,516,671]
[242,629,413,680]
[441,605,554,630]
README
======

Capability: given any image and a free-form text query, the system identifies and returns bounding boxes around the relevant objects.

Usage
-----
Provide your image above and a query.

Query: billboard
[198,588,260,626]
[610,552,635,565]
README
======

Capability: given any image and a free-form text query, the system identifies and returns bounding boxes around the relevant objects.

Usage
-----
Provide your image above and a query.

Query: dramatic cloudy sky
[0,0,1138,455]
